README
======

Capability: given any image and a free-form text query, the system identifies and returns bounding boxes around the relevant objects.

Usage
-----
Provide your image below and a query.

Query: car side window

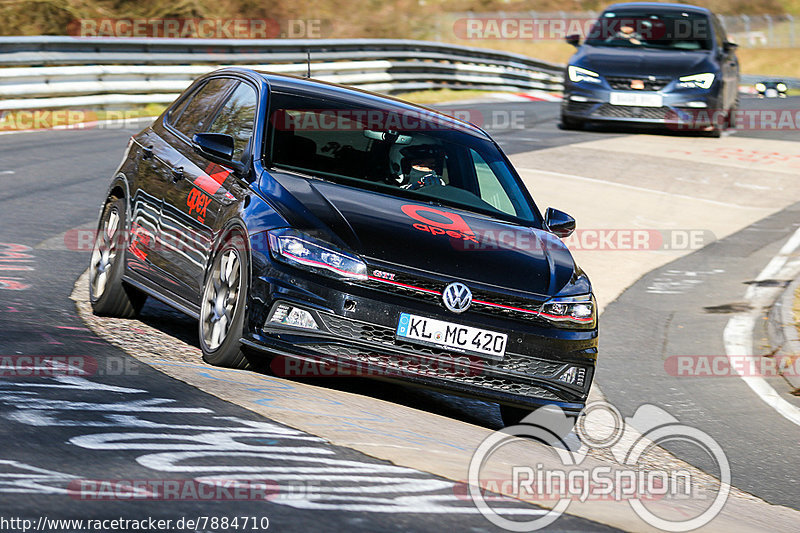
[172,78,237,137]
[205,82,258,161]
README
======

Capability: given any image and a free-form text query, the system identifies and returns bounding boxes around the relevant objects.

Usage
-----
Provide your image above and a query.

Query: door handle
[171,166,184,182]
[142,145,153,159]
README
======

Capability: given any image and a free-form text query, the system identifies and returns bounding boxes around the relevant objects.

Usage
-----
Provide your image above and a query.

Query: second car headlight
[678,73,715,90]
[568,65,602,84]
[539,294,596,328]
[268,228,367,280]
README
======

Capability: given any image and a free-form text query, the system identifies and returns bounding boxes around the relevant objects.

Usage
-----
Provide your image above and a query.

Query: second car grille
[593,104,669,121]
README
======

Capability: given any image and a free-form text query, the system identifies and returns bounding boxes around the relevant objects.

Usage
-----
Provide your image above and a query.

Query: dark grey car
[561,2,740,136]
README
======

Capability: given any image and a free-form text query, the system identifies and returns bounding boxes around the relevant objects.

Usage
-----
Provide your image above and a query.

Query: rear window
[265,91,538,224]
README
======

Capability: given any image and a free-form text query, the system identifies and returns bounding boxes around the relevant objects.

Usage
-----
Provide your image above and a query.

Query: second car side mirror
[566,33,581,47]
[545,207,576,238]
[723,41,738,53]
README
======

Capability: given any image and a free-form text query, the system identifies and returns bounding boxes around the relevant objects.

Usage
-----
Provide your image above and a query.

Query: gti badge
[442,282,472,313]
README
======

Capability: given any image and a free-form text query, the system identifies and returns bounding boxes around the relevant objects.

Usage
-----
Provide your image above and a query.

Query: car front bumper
[243,242,597,415]
[562,80,722,128]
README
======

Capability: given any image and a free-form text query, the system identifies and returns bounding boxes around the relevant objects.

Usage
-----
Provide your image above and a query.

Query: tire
[199,231,250,369]
[705,123,723,138]
[89,197,146,317]
[500,405,577,441]
[705,102,731,138]
[559,115,584,131]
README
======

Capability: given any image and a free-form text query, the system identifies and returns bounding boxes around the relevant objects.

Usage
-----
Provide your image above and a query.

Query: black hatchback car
[90,68,597,426]
[561,2,740,136]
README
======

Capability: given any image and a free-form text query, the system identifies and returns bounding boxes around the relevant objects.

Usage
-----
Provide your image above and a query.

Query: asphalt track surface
[0,95,798,530]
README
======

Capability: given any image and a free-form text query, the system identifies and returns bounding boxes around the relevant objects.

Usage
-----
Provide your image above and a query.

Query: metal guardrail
[0,37,565,110]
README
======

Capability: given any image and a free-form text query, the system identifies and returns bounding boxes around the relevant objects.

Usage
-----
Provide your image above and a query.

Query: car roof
[603,2,711,15]
[222,68,491,140]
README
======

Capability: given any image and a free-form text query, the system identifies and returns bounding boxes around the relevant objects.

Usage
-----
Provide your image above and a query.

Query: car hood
[574,46,713,77]
[261,170,579,297]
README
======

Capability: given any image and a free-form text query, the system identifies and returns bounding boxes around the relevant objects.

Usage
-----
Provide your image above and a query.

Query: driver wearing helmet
[398,144,446,191]
[610,23,646,45]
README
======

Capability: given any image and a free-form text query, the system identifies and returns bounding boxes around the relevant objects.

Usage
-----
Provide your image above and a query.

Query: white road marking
[723,226,800,427]
[0,170,14,175]
[676,176,710,185]
[0,374,549,516]
[734,182,773,191]
[516,167,767,209]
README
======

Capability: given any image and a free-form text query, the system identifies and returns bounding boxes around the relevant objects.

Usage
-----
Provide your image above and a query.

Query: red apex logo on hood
[401,204,478,243]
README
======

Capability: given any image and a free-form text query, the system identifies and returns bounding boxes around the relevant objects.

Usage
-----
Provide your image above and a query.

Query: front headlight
[540,294,596,328]
[568,65,602,84]
[755,82,767,92]
[776,83,787,92]
[268,228,367,280]
[678,73,715,90]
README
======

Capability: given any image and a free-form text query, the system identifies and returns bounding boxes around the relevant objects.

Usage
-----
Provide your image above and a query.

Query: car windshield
[266,91,538,224]
[585,11,713,51]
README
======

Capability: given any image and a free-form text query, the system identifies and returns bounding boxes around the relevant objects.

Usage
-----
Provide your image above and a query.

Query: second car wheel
[199,231,250,369]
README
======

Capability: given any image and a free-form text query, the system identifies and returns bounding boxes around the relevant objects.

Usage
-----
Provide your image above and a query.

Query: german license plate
[396,313,507,360]
[609,92,663,107]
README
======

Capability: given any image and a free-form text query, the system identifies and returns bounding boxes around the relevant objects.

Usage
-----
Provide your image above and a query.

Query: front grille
[358,276,547,323]
[593,104,669,121]
[319,313,565,379]
[606,76,670,91]
[306,343,563,400]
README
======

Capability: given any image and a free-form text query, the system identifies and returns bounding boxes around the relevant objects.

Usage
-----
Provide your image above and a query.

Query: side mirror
[192,132,248,177]
[545,207,575,238]
[192,132,235,163]
[723,41,738,52]
[566,33,581,47]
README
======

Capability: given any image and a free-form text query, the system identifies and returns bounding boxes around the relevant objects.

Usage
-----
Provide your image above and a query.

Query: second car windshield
[266,91,538,224]
[584,11,714,51]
